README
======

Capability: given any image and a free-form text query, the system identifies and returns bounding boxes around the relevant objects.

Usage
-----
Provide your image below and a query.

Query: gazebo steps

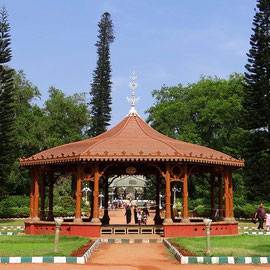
[101,225,164,235]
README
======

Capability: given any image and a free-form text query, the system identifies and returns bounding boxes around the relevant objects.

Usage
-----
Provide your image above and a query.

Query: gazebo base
[25,221,101,238]
[25,221,238,238]
[163,221,238,237]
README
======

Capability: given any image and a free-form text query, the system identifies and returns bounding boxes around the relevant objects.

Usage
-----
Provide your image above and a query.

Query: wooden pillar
[29,169,35,220]
[47,172,54,221]
[181,164,190,223]
[163,163,173,224]
[170,184,174,220]
[89,181,94,221]
[218,174,224,220]
[91,163,101,223]
[224,169,230,221]
[154,174,162,225]
[40,173,46,221]
[74,164,82,223]
[33,169,40,221]
[210,174,215,220]
[102,176,110,225]
[228,170,235,221]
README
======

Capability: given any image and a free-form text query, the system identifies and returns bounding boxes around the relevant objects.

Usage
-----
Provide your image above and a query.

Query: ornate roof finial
[127,72,140,116]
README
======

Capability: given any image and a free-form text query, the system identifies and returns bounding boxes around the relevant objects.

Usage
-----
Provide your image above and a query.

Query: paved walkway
[1,243,269,270]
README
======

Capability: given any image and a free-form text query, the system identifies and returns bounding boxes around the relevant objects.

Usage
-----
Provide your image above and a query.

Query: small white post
[203,218,212,255]
[54,218,63,253]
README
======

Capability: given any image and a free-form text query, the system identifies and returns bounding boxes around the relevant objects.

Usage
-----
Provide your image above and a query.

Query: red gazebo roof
[20,113,244,167]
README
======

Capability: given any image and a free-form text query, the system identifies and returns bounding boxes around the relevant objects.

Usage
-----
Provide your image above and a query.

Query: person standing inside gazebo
[134,206,138,224]
[125,205,132,224]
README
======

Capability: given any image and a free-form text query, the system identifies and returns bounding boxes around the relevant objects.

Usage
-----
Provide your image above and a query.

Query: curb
[239,226,259,230]
[0,226,24,230]
[101,238,163,244]
[163,239,270,264]
[243,232,270,235]
[0,238,101,264]
[0,232,20,235]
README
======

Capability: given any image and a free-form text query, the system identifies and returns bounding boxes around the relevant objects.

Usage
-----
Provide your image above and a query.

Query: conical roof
[20,113,244,167]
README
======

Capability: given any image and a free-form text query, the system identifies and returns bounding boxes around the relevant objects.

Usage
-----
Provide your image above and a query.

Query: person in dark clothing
[142,204,150,225]
[134,206,138,224]
[255,203,265,230]
[125,205,132,224]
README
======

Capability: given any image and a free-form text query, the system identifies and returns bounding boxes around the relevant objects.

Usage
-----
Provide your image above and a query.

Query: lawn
[170,235,270,257]
[0,220,25,226]
[0,230,24,233]
[0,234,90,257]
[237,220,257,228]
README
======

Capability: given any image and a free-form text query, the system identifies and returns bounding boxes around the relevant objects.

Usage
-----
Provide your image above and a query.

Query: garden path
[1,242,270,269]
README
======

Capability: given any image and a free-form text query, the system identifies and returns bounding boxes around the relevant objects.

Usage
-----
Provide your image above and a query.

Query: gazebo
[20,74,244,237]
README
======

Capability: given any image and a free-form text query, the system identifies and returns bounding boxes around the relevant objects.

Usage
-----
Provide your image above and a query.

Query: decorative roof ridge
[81,115,132,156]
[134,116,180,154]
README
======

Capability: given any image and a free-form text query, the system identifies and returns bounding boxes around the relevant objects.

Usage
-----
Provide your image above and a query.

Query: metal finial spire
[127,72,140,116]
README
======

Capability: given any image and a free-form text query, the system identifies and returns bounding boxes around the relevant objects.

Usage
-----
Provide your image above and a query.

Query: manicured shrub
[0,196,30,217]
[193,205,211,217]
[58,196,75,211]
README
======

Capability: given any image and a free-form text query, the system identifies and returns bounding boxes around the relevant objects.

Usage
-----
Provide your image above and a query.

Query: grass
[237,220,257,228]
[0,220,25,226]
[170,235,270,257]
[0,230,24,233]
[0,234,90,257]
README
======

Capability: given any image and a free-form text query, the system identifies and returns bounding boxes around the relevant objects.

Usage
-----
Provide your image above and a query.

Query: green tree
[0,6,15,197]
[243,0,270,201]
[89,12,114,137]
[44,87,90,148]
[146,74,245,200]
[7,70,43,195]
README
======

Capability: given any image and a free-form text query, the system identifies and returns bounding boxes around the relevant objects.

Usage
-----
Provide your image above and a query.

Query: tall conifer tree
[89,12,114,137]
[0,6,15,196]
[243,0,270,200]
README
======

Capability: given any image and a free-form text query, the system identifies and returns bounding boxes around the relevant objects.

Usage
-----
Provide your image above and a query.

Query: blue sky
[2,0,255,126]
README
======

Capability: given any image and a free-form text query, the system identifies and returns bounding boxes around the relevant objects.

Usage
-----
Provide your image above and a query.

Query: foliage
[0,195,29,217]
[170,235,270,257]
[58,196,75,211]
[4,75,90,196]
[44,87,90,148]
[193,205,211,217]
[89,12,114,136]
[243,0,270,201]
[0,6,15,198]
[0,234,90,257]
[146,74,245,200]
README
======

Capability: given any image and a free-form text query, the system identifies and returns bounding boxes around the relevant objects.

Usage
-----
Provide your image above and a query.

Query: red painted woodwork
[24,222,101,238]
[163,222,238,237]
[20,115,244,167]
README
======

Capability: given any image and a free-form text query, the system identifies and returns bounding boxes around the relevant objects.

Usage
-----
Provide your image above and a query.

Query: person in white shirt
[137,211,142,226]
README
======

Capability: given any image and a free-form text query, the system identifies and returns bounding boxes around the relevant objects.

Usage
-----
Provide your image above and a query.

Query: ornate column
[47,172,54,221]
[74,164,83,223]
[29,169,35,220]
[181,164,190,223]
[218,174,224,220]
[163,163,173,224]
[33,168,40,221]
[224,169,230,221]
[154,174,162,225]
[91,163,101,223]
[102,176,110,224]
[228,169,235,221]
[40,173,46,221]
[210,174,215,220]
